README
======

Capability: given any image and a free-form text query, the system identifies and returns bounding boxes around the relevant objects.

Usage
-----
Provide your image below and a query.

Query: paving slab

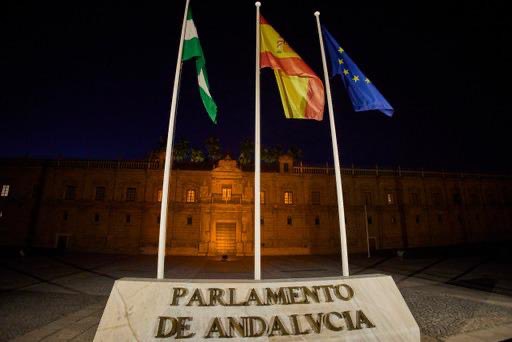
[2,254,512,341]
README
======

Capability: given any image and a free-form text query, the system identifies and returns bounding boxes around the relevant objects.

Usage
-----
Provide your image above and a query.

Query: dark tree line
[155,136,303,170]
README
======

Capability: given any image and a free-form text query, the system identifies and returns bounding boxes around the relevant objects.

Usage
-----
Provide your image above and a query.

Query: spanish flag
[260,16,324,121]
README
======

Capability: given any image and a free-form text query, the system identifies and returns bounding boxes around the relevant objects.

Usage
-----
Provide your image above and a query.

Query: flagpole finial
[314,11,320,16]
[255,2,261,7]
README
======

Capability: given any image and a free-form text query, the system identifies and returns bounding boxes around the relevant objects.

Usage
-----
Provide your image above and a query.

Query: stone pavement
[1,253,511,341]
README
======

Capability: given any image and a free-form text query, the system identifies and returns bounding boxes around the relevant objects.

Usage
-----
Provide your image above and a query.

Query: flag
[260,16,324,121]
[182,9,218,123]
[322,26,393,117]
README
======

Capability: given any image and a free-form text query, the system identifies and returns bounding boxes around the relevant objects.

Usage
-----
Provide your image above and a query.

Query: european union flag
[322,26,394,117]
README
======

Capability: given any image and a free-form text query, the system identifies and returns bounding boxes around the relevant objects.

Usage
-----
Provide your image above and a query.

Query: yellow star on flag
[365,78,371,84]
[338,58,344,65]
[343,69,349,75]
[338,47,344,53]
[352,75,360,82]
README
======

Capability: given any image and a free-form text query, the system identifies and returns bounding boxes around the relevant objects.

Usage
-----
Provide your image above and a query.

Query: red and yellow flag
[260,16,324,121]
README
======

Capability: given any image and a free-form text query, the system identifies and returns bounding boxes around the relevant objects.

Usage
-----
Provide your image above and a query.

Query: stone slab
[94,274,419,341]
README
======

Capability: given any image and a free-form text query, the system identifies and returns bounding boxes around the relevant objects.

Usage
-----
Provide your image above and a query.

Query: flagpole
[254,1,262,281]
[157,0,191,279]
[314,11,349,276]
[364,203,371,258]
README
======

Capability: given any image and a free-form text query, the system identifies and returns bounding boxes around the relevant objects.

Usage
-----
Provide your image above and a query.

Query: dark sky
[1,1,510,172]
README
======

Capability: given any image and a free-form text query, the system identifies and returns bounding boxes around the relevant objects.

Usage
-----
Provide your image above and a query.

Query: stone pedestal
[94,275,419,341]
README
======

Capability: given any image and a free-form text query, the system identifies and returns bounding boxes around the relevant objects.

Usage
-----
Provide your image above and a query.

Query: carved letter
[287,287,307,304]
[228,288,244,306]
[356,310,376,329]
[245,316,267,337]
[290,314,310,335]
[176,317,195,339]
[324,312,343,332]
[302,286,320,303]
[268,316,290,336]
[155,316,177,338]
[204,317,227,338]
[227,317,245,337]
[208,288,227,306]
[333,284,354,301]
[186,288,207,306]
[314,285,334,302]
[304,313,323,334]
[265,287,289,305]
[342,311,356,331]
[244,288,265,306]
[171,288,188,306]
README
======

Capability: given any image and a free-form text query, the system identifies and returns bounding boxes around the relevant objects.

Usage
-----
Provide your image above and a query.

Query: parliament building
[1,152,511,256]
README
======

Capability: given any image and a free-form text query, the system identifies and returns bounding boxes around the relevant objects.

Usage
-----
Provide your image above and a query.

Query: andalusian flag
[182,9,217,123]
[260,16,324,121]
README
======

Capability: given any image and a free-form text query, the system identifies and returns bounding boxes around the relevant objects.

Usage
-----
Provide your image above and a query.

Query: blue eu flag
[322,26,394,117]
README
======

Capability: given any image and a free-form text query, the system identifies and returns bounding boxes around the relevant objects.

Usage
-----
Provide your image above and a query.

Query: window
[284,191,293,205]
[486,192,497,205]
[432,192,442,206]
[386,193,395,205]
[452,192,462,205]
[157,190,163,202]
[343,191,349,205]
[410,192,420,206]
[64,186,76,200]
[312,191,320,205]
[457,215,464,225]
[222,186,232,201]
[315,215,320,225]
[126,214,131,224]
[126,187,136,201]
[1,185,10,197]
[283,163,289,173]
[187,216,192,225]
[505,190,512,206]
[186,189,196,203]
[260,191,265,205]
[287,216,293,225]
[363,192,372,205]
[32,184,40,198]
[94,213,100,223]
[367,216,373,225]
[469,193,480,205]
[63,211,69,221]
[415,215,420,224]
[95,186,106,201]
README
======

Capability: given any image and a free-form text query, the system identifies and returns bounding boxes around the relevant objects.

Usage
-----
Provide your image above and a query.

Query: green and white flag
[182,8,218,123]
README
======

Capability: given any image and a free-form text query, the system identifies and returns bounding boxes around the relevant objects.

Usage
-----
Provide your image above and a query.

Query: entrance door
[216,223,236,255]
[56,235,69,251]
[369,237,377,254]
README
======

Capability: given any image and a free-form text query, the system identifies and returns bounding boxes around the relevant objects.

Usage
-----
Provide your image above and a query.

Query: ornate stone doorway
[215,222,236,255]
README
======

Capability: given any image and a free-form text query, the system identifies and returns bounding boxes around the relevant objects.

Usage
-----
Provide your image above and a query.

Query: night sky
[1,2,510,172]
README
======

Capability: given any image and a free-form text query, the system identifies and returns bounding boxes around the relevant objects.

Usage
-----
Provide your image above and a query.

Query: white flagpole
[314,11,349,276]
[157,0,191,279]
[254,1,262,280]
[364,203,371,258]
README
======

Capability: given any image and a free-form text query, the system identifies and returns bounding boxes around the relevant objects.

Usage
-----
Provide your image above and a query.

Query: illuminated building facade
[1,154,511,255]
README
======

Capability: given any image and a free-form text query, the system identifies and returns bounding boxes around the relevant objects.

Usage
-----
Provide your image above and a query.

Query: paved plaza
[1,249,512,341]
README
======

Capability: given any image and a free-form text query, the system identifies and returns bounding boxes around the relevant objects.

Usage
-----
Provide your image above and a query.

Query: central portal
[215,222,236,255]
